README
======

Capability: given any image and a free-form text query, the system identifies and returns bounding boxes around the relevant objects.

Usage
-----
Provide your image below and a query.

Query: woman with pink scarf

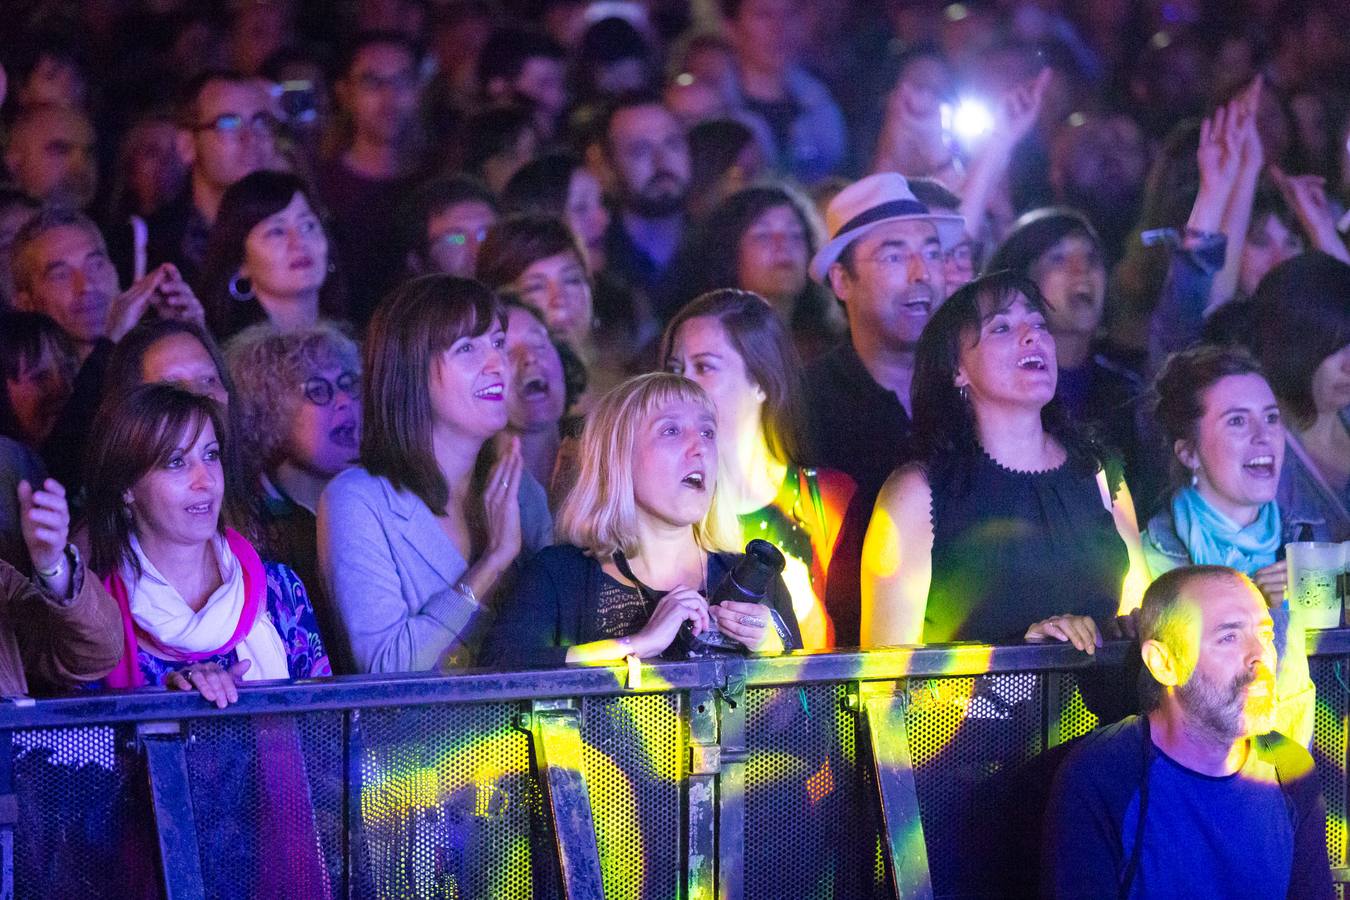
[85,383,329,705]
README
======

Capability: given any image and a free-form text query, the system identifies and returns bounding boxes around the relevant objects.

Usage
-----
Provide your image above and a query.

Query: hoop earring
[228,274,254,302]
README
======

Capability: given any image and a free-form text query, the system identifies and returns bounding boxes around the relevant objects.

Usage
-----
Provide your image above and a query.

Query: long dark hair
[660,288,805,464]
[198,170,347,339]
[911,270,1106,493]
[361,275,505,516]
[669,185,832,335]
[1253,251,1350,428]
[85,384,242,578]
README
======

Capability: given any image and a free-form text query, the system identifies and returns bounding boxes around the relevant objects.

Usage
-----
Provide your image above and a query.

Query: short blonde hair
[558,373,740,558]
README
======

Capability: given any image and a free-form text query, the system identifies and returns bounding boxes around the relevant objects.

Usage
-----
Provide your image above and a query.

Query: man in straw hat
[803,172,965,499]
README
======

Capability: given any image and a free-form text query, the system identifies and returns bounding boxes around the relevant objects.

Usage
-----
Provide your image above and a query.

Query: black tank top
[925,449,1127,643]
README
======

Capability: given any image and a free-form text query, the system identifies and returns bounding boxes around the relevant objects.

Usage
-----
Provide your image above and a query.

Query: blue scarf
[1171,486,1281,576]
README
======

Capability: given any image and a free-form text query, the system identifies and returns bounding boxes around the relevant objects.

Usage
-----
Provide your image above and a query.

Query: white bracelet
[455,579,479,606]
[34,546,70,581]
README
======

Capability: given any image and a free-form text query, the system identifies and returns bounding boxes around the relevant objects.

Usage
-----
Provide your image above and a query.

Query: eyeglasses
[194,112,277,137]
[302,372,360,406]
[945,243,977,265]
[355,72,417,93]
[433,228,488,249]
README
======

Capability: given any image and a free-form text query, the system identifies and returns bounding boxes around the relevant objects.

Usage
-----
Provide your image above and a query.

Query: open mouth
[519,376,550,400]
[1243,455,1276,478]
[1016,354,1048,371]
[330,421,358,447]
[474,383,504,400]
[902,299,932,315]
[185,501,213,515]
[1068,288,1097,308]
[680,471,705,490]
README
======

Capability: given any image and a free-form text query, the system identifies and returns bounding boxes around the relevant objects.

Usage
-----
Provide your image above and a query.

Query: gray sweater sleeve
[317,476,483,674]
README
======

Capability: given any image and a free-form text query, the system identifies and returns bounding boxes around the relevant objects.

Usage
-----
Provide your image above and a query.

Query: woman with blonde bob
[481,372,801,669]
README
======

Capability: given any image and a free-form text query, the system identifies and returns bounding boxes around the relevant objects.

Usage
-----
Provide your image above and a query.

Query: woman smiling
[318,276,552,673]
[85,384,329,705]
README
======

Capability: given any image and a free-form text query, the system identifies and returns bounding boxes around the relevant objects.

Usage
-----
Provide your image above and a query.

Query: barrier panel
[0,632,1347,899]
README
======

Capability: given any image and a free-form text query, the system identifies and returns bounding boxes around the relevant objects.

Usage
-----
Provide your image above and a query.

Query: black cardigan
[479,544,802,669]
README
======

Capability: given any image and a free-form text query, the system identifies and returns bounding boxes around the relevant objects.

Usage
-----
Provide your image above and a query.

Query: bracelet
[455,579,479,606]
[34,546,70,581]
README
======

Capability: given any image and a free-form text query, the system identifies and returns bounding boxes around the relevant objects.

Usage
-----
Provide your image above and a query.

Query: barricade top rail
[2,629,1346,730]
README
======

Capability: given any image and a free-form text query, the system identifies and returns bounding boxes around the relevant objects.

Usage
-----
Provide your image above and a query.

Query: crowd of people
[0,0,1347,891]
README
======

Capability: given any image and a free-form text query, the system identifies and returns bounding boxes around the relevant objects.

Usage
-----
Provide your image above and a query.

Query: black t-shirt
[802,342,911,501]
[315,159,415,328]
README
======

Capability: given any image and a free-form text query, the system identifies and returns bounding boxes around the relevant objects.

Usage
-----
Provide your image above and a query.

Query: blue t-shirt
[1043,716,1332,900]
[1123,744,1294,899]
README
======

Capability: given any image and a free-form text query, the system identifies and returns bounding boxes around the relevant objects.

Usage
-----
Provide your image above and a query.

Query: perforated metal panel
[12,725,145,900]
[906,674,1043,896]
[744,684,887,900]
[1311,657,1349,875]
[580,694,681,900]
[356,703,538,900]
[1050,673,1099,746]
[186,712,343,899]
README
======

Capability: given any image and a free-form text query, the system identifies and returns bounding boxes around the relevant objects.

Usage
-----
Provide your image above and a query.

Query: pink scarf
[102,529,266,688]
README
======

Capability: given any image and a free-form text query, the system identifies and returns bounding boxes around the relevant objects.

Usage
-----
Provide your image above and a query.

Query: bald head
[4,104,97,208]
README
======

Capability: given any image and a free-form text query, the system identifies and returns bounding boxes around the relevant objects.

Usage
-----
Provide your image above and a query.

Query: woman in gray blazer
[318,276,551,673]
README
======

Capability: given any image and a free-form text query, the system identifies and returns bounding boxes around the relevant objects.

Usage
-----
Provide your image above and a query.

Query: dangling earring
[228,274,254,302]
[1190,469,1199,488]
[958,384,970,402]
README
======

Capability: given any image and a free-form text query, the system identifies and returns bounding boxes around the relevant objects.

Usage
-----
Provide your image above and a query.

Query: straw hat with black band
[809,172,966,284]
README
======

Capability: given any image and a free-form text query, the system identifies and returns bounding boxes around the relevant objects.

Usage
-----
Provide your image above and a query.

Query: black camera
[675,539,789,658]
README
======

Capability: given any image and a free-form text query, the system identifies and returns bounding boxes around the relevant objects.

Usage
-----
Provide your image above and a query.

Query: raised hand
[18,479,70,586]
[106,266,168,343]
[873,71,950,175]
[150,264,207,329]
[1234,76,1264,175]
[993,68,1051,149]
[1271,166,1350,262]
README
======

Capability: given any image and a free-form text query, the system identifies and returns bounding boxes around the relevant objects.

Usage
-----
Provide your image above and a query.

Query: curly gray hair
[224,321,361,481]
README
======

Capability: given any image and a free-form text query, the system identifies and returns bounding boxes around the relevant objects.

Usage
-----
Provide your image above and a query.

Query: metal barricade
[0,633,1345,899]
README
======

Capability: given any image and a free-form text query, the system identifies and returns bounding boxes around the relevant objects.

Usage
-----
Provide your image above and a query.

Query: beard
[1177,664,1275,743]
[625,173,687,218]
[51,170,97,210]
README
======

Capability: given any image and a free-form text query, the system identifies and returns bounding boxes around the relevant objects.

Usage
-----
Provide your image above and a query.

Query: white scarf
[125,533,290,681]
